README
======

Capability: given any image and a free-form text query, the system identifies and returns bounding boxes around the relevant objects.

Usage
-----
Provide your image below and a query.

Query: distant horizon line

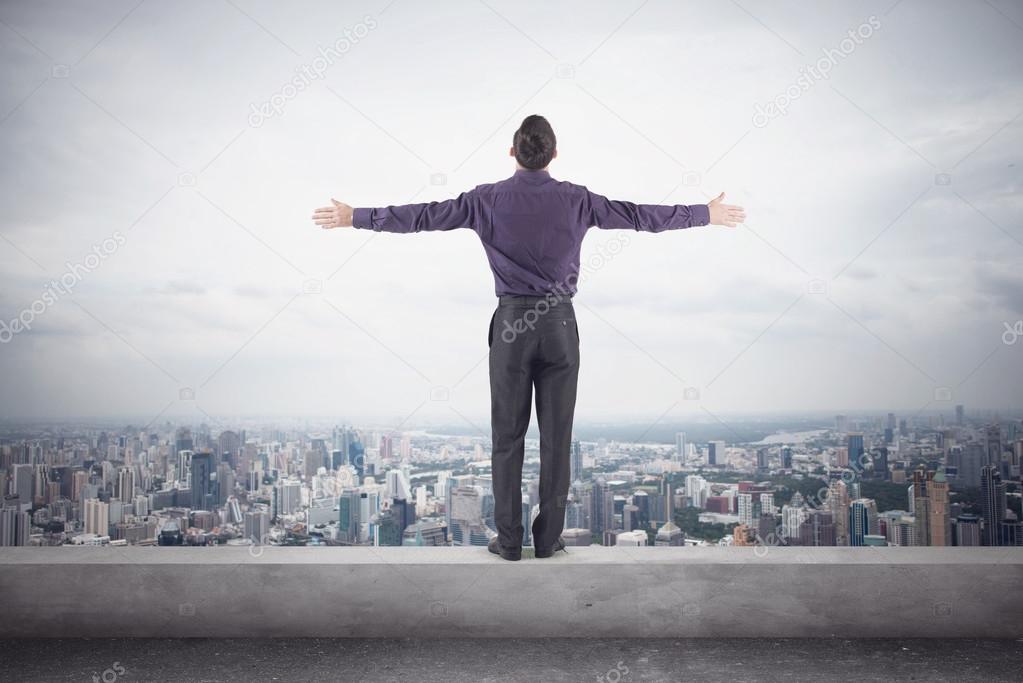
[2,406,1020,426]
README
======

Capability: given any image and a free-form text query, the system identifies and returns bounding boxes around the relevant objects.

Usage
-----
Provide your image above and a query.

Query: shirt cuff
[352,207,373,229]
[690,203,710,227]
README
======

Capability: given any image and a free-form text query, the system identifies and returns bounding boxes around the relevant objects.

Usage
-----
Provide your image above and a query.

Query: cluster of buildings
[1,406,1019,550]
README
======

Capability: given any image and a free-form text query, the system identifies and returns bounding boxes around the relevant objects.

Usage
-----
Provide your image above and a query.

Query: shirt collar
[513,168,552,184]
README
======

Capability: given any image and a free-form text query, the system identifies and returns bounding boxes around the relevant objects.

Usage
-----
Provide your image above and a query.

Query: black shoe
[534,537,567,559]
[488,536,521,561]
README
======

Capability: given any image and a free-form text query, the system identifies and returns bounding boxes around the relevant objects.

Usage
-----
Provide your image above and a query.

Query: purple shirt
[353,169,710,297]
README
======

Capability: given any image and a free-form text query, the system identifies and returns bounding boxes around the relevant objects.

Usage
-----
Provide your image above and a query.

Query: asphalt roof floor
[1,638,1020,682]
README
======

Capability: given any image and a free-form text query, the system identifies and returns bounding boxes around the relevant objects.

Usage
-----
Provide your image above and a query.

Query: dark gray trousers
[488,294,580,551]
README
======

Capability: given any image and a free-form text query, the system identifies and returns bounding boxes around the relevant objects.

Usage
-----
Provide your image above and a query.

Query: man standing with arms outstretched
[313,115,746,560]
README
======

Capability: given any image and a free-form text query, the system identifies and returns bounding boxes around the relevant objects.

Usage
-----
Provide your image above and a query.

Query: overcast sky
[0,0,1021,429]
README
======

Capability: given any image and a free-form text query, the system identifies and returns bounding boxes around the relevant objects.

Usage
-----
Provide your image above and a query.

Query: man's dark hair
[513,114,556,170]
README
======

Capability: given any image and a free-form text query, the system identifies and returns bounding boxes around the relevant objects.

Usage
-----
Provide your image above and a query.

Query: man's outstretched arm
[313,191,477,233]
[586,190,745,231]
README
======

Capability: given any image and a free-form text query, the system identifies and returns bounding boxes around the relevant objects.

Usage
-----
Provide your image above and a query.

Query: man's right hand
[312,198,354,229]
[707,192,746,228]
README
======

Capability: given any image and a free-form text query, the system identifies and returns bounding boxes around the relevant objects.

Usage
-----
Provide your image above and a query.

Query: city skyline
[4,406,1020,550]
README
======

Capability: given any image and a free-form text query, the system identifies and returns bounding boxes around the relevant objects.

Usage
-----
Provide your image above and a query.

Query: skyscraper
[570,439,583,483]
[828,480,850,546]
[955,514,981,546]
[590,479,614,535]
[338,489,361,544]
[244,508,269,545]
[189,452,216,511]
[911,469,949,546]
[980,465,1005,546]
[708,441,725,466]
[849,498,878,546]
[84,498,109,536]
[870,447,889,480]
[781,447,792,469]
[847,433,865,469]
[116,466,135,503]
[0,506,30,546]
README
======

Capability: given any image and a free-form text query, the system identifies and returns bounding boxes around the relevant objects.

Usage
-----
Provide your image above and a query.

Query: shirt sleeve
[584,189,710,232]
[353,190,477,233]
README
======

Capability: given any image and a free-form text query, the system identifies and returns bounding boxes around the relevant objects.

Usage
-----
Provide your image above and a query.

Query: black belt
[498,293,574,305]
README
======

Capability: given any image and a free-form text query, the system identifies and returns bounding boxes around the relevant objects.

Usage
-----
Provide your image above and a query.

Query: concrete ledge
[2,547,1021,638]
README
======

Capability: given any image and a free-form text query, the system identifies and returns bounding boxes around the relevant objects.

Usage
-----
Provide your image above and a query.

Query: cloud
[0,0,1020,419]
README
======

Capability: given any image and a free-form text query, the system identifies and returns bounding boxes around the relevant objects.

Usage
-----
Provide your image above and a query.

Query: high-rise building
[84,498,109,536]
[849,498,878,546]
[685,474,708,509]
[985,425,1002,468]
[707,441,726,466]
[955,404,964,425]
[116,466,135,503]
[0,506,31,546]
[827,480,850,545]
[276,479,302,517]
[449,486,489,546]
[373,506,403,546]
[590,479,614,535]
[189,452,216,511]
[980,465,1006,546]
[870,447,889,480]
[816,510,837,546]
[338,489,361,544]
[244,508,269,545]
[781,447,793,469]
[847,433,865,470]
[570,440,583,482]
[910,468,949,546]
[674,432,686,464]
[955,514,981,546]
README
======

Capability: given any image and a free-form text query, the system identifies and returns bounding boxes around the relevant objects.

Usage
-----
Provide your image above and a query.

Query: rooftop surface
[1,638,1020,682]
